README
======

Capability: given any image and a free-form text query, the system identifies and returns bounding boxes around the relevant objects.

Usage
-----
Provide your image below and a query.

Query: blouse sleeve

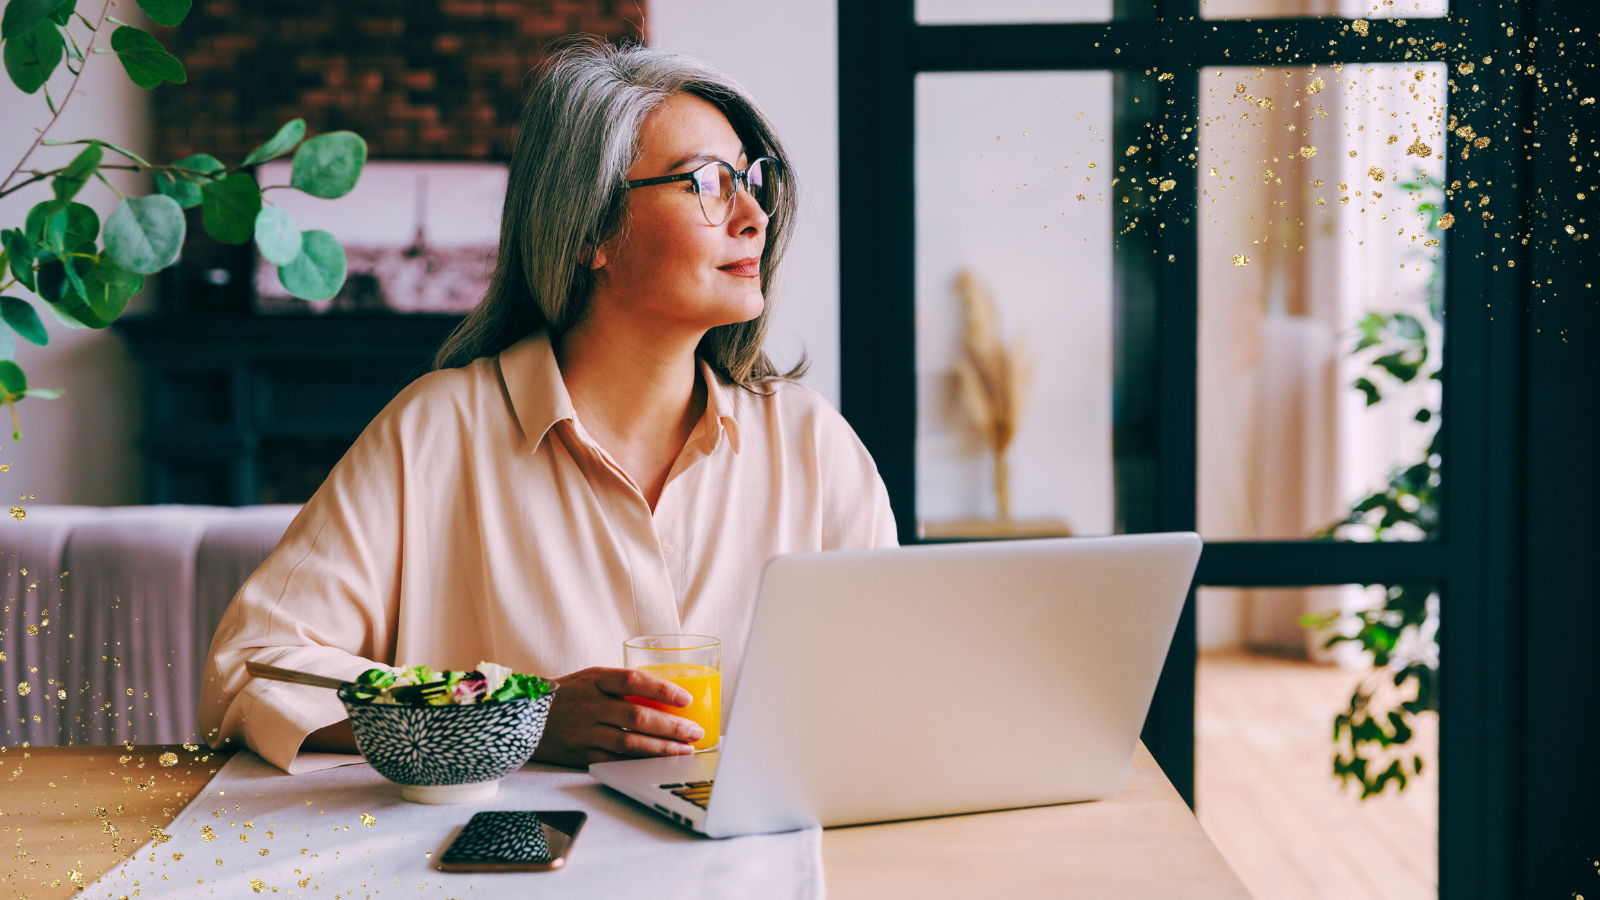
[198,395,410,773]
[809,393,899,550]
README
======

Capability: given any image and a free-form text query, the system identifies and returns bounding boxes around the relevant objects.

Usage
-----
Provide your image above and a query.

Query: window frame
[835,1,1581,894]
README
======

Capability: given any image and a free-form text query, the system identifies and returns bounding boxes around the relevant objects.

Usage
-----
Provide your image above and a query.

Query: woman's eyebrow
[666,148,749,171]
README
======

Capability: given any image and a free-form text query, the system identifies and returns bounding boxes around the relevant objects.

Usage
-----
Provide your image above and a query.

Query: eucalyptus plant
[1302,169,1445,798]
[0,0,365,437]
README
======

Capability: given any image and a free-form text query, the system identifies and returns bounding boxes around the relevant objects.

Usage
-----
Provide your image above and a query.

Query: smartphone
[437,811,587,873]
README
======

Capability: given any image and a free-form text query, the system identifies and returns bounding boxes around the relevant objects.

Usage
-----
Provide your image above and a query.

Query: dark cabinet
[115,315,464,505]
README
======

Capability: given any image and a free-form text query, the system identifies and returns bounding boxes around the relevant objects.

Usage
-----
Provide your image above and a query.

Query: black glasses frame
[624,156,782,226]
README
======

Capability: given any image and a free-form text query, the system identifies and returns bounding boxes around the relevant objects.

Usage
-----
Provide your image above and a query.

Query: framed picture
[251,160,508,314]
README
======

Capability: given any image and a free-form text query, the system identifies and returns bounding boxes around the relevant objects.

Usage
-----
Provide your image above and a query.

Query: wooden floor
[1196,651,1438,900]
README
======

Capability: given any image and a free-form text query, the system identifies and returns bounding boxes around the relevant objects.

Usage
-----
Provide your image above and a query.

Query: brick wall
[151,0,647,164]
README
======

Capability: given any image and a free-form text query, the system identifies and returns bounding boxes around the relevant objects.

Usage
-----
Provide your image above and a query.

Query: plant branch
[0,0,117,197]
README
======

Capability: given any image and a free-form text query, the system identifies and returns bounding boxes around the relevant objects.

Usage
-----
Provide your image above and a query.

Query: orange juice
[626,662,720,751]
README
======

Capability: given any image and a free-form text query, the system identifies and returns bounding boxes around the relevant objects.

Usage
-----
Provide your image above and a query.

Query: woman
[198,41,896,773]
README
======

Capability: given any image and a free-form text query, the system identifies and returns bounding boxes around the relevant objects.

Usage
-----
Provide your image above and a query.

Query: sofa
[0,505,300,747]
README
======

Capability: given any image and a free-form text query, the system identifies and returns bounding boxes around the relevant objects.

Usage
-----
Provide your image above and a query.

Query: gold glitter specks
[201,825,217,842]
[1367,166,1386,181]
[1235,82,1246,94]
[240,832,250,842]
[1340,197,1351,205]
[1406,138,1434,159]
[1567,225,1577,235]
[1159,179,1176,192]
[216,858,225,866]
[360,813,377,827]
[1075,193,1085,200]
[17,681,28,696]
[1350,19,1369,36]
[1158,72,1173,82]
[1306,77,1325,94]
[298,878,311,888]
[1232,254,1249,267]
[149,825,173,844]
[1387,134,1400,145]
[69,869,86,889]
[26,624,36,635]
[1299,146,1317,159]
[1438,213,1456,229]
[1474,136,1490,149]
[266,830,275,839]
[172,852,184,861]
[1348,150,1358,158]
[1086,161,1097,169]
[1458,62,1475,75]
[57,688,64,699]
[1313,179,1324,187]
[1125,145,1139,156]
[1581,98,1595,106]
[259,848,270,856]
[9,506,23,520]
[159,751,178,767]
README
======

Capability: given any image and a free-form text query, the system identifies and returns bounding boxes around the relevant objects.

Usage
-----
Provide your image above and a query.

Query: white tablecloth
[87,750,823,900]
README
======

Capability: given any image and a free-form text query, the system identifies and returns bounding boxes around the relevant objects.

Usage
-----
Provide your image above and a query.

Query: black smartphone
[436,811,587,873]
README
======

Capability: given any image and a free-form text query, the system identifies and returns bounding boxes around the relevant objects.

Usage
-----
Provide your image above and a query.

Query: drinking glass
[623,634,722,752]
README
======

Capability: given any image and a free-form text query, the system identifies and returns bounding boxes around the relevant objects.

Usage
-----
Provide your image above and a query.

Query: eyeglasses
[624,157,783,227]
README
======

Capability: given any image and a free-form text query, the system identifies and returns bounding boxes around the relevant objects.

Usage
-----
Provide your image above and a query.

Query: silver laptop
[589,532,1201,838]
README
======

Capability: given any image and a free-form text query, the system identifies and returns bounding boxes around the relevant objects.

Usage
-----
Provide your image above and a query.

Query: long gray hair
[432,38,803,389]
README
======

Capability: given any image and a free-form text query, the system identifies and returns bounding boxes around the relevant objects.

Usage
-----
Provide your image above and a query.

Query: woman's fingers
[594,667,691,707]
[593,695,704,744]
[592,722,696,758]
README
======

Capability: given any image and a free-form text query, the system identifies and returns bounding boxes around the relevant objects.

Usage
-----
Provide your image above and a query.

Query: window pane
[1197,585,1438,898]
[915,72,1115,539]
[916,0,1111,25]
[1200,0,1446,21]
[1198,64,1448,541]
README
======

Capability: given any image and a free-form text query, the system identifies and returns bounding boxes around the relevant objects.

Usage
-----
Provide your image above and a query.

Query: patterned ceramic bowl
[339,686,556,804]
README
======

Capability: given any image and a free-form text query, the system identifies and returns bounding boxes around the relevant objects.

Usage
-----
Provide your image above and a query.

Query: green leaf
[46,0,74,26]
[1353,376,1382,407]
[110,25,185,89]
[253,205,302,266]
[51,142,103,202]
[132,0,189,27]
[24,199,98,248]
[1,0,68,40]
[200,172,262,244]
[290,131,367,199]
[0,327,15,362]
[4,19,64,94]
[0,361,26,396]
[1,230,38,293]
[1373,351,1421,383]
[277,230,346,301]
[1413,407,1432,423]
[241,118,306,168]
[69,257,142,325]
[0,298,48,346]
[155,153,224,208]
[41,138,154,168]
[104,194,185,273]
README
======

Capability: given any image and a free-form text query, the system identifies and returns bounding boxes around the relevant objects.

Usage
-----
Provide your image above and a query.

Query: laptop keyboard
[657,780,714,809]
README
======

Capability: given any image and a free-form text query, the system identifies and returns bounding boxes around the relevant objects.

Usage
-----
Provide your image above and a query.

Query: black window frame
[838,1,1600,894]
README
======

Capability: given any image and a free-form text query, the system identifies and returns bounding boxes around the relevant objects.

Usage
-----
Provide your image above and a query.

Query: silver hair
[432,38,803,388]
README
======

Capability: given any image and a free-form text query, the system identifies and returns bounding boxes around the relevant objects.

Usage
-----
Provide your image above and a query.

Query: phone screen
[437,811,587,873]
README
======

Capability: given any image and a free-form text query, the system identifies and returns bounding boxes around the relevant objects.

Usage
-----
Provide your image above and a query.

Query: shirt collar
[499,328,742,455]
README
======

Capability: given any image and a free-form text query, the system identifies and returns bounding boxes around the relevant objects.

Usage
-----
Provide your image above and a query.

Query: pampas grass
[953,269,1034,520]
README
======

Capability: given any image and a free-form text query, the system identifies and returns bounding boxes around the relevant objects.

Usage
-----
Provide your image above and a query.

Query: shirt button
[662,544,674,556]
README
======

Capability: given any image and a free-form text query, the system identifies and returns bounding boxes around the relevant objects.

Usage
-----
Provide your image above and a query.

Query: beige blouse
[199,329,897,772]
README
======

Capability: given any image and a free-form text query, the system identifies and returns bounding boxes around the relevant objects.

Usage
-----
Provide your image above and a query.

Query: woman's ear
[581,242,609,270]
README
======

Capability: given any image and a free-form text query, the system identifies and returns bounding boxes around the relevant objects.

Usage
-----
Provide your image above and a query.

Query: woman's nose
[728,181,768,234]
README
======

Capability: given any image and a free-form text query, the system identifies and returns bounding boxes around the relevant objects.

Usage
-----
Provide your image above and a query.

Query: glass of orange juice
[623,634,721,752]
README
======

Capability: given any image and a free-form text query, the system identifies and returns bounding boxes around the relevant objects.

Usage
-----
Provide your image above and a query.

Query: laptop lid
[701,532,1201,838]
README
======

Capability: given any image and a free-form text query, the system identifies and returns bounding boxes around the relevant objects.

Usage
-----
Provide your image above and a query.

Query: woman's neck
[552,311,708,508]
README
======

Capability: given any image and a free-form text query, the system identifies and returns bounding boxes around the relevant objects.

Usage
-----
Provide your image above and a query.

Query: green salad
[350,662,556,707]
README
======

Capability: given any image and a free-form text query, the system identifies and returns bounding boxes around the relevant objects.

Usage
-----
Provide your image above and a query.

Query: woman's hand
[532,666,705,768]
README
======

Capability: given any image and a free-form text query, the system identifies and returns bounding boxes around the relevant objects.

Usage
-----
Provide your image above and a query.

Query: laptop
[589,532,1201,838]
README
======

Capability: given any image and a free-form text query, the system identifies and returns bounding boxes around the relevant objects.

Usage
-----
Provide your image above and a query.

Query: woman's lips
[717,258,760,278]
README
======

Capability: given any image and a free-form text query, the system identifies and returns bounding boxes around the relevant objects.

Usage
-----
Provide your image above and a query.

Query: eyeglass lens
[694,160,779,225]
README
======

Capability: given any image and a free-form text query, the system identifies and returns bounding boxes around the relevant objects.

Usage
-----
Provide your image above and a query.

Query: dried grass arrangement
[953,269,1035,520]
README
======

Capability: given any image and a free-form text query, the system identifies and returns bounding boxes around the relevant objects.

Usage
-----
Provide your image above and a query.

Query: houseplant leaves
[277,230,345,301]
[242,118,306,167]
[200,171,262,245]
[110,25,185,89]
[1,230,38,292]
[104,193,185,274]
[253,205,302,266]
[290,131,367,198]
[4,18,63,94]
[24,199,97,250]
[52,142,103,202]
[132,0,190,28]
[0,297,48,346]
[1,0,72,40]
[155,152,224,208]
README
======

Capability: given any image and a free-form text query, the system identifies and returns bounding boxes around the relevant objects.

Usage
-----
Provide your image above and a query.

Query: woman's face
[587,92,769,335]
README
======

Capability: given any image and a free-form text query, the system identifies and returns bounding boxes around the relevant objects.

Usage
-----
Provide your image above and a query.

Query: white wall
[649,0,840,405]
[0,11,153,505]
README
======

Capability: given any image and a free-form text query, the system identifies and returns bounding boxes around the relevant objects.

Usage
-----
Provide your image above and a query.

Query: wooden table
[4,742,1248,899]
